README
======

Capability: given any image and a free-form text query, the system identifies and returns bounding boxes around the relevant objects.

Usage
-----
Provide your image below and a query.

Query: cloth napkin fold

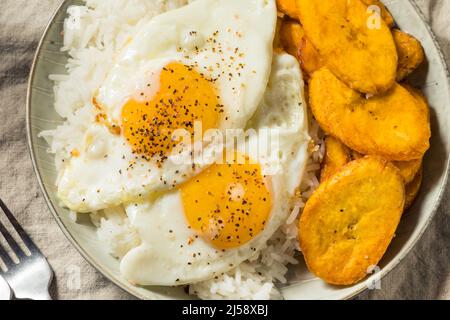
[0,0,448,299]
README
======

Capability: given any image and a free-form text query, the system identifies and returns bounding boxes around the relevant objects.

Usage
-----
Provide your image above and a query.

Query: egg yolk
[121,62,221,161]
[180,154,273,249]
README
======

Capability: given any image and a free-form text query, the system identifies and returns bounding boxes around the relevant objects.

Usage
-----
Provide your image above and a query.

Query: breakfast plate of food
[27,0,450,299]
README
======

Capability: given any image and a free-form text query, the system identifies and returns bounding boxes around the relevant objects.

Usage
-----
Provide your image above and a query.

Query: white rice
[42,0,324,300]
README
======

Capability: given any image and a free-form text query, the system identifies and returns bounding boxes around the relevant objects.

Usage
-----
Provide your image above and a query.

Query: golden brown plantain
[393,29,425,81]
[321,136,423,184]
[279,25,424,81]
[351,85,427,182]
[299,156,405,285]
[277,0,299,19]
[403,84,430,120]
[279,19,302,58]
[279,20,325,77]
[321,136,351,182]
[405,167,423,209]
[395,158,423,184]
[296,0,398,94]
[309,68,431,161]
[279,10,419,81]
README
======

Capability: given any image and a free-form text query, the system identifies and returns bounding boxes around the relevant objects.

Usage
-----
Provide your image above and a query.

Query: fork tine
[0,242,14,270]
[0,199,37,253]
[0,219,26,259]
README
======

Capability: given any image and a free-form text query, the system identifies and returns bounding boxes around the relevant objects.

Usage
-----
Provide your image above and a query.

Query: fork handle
[18,292,53,300]
[32,292,53,300]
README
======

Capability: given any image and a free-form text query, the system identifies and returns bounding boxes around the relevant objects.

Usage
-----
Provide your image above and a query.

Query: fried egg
[56,0,277,212]
[120,53,310,285]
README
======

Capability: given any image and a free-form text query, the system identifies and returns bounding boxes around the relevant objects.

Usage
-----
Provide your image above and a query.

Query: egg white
[119,53,310,285]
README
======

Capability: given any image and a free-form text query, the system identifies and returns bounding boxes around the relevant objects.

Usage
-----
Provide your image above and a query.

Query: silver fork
[0,199,53,300]
[0,276,11,300]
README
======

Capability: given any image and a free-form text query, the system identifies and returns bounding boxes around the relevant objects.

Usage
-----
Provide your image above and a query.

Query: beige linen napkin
[0,0,448,299]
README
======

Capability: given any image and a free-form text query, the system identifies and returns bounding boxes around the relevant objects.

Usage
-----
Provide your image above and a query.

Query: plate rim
[26,0,450,300]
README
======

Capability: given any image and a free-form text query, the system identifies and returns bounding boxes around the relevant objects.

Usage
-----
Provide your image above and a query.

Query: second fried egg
[120,53,310,285]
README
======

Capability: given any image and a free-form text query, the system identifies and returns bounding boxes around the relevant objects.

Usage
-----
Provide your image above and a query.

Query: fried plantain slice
[405,167,423,209]
[403,84,430,119]
[280,24,424,81]
[393,29,425,81]
[279,19,302,58]
[279,20,325,76]
[395,158,423,184]
[309,68,431,161]
[279,14,417,81]
[277,0,299,19]
[361,0,395,27]
[296,0,398,94]
[321,136,423,184]
[351,85,426,182]
[299,156,405,285]
[321,136,351,182]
